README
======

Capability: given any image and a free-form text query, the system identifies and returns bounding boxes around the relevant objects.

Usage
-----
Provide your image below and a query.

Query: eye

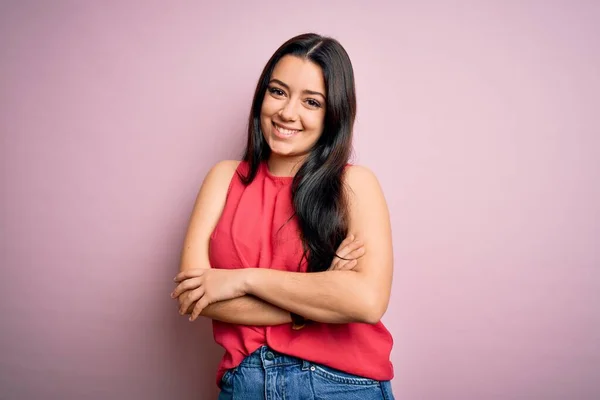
[268,86,285,97]
[306,98,322,108]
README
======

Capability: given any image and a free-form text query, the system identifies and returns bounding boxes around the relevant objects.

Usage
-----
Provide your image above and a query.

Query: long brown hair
[241,33,357,272]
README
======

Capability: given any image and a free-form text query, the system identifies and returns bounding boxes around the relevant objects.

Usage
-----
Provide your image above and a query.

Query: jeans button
[265,351,275,360]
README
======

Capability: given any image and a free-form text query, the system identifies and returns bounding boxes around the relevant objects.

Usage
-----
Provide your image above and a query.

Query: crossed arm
[174,160,393,325]
[182,293,292,325]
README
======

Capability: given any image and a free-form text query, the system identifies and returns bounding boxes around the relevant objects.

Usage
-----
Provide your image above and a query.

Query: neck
[267,154,306,177]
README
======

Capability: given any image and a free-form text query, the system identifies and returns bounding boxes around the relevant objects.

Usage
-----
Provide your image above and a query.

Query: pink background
[1,1,599,399]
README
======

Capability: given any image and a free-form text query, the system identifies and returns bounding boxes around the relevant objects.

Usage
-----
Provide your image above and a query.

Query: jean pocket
[221,367,237,386]
[312,364,379,386]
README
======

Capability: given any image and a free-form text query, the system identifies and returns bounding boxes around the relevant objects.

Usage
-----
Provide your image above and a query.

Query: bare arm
[184,294,291,325]
[178,160,291,325]
[243,165,394,324]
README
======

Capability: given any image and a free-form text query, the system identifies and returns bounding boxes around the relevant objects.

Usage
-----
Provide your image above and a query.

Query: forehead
[271,55,325,93]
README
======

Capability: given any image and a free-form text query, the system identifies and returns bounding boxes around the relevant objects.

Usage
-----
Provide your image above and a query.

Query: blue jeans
[218,346,395,399]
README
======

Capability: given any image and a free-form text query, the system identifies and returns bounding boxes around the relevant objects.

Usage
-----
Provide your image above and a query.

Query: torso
[209,160,394,386]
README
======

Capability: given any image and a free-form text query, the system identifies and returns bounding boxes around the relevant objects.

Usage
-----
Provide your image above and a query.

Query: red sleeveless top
[209,161,394,387]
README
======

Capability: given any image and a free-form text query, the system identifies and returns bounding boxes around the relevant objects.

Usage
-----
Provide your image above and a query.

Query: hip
[218,346,395,400]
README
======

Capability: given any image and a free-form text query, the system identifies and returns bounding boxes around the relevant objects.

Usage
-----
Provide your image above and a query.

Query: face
[260,55,326,160]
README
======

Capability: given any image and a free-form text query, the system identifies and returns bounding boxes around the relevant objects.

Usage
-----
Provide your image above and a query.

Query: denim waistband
[239,346,312,370]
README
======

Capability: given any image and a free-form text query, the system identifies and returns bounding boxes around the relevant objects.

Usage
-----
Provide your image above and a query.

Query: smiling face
[260,55,327,162]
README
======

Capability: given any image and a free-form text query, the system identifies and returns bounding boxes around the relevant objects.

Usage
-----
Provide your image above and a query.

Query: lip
[273,121,302,132]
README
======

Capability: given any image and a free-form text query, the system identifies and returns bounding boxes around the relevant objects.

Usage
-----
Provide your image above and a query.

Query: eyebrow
[269,79,326,100]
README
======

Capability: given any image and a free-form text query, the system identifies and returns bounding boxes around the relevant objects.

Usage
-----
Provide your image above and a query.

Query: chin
[263,129,314,158]
[267,140,298,157]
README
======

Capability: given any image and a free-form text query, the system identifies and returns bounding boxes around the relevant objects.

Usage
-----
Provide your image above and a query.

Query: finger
[173,268,205,283]
[190,296,211,321]
[178,290,194,315]
[177,293,197,314]
[185,302,196,314]
[332,261,344,271]
[171,277,200,299]
[330,255,340,270]
[331,236,362,270]
[344,246,366,261]
[336,239,364,262]
[174,269,206,283]
[177,292,192,308]
[335,259,358,271]
[179,287,205,314]
[333,261,347,271]
[333,257,351,271]
[335,235,355,255]
[332,234,356,258]
[331,252,350,270]
[336,234,354,251]
[174,270,192,282]
[171,277,203,299]
[177,292,188,307]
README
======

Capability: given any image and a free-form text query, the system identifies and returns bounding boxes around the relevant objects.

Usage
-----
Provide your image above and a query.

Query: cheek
[303,112,325,134]
[260,100,274,130]
[261,96,278,116]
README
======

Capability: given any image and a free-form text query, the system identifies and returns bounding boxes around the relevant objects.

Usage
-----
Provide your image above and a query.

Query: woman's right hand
[329,234,365,271]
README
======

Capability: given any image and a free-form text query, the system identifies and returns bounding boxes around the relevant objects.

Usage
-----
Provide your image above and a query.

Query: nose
[278,98,298,122]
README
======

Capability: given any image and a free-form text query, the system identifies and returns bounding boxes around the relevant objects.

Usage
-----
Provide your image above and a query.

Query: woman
[171,33,395,399]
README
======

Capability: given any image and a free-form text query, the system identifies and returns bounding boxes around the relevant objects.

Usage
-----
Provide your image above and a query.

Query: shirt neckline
[262,162,294,183]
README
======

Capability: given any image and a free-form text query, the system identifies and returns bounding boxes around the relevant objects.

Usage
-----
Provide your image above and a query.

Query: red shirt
[209,161,394,387]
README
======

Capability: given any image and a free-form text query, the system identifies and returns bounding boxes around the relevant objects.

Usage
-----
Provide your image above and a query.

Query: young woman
[171,33,395,399]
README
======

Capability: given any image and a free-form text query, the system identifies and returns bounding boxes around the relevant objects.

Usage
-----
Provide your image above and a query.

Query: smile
[273,122,301,137]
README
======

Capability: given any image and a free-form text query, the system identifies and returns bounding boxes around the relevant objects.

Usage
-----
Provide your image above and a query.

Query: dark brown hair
[241,33,357,272]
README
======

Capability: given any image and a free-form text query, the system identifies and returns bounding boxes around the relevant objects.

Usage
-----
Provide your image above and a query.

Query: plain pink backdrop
[1,1,599,399]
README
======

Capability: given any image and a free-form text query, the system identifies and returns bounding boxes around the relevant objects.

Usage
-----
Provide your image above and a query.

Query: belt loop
[301,360,311,371]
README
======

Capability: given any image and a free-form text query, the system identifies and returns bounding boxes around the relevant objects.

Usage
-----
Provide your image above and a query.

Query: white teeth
[275,123,299,136]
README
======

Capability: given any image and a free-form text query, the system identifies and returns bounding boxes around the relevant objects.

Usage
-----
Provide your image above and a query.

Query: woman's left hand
[171,268,249,321]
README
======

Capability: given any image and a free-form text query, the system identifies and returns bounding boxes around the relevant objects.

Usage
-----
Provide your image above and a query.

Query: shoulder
[343,164,383,195]
[204,160,241,184]
[343,164,388,214]
[190,160,242,222]
[208,159,241,176]
[197,160,242,198]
